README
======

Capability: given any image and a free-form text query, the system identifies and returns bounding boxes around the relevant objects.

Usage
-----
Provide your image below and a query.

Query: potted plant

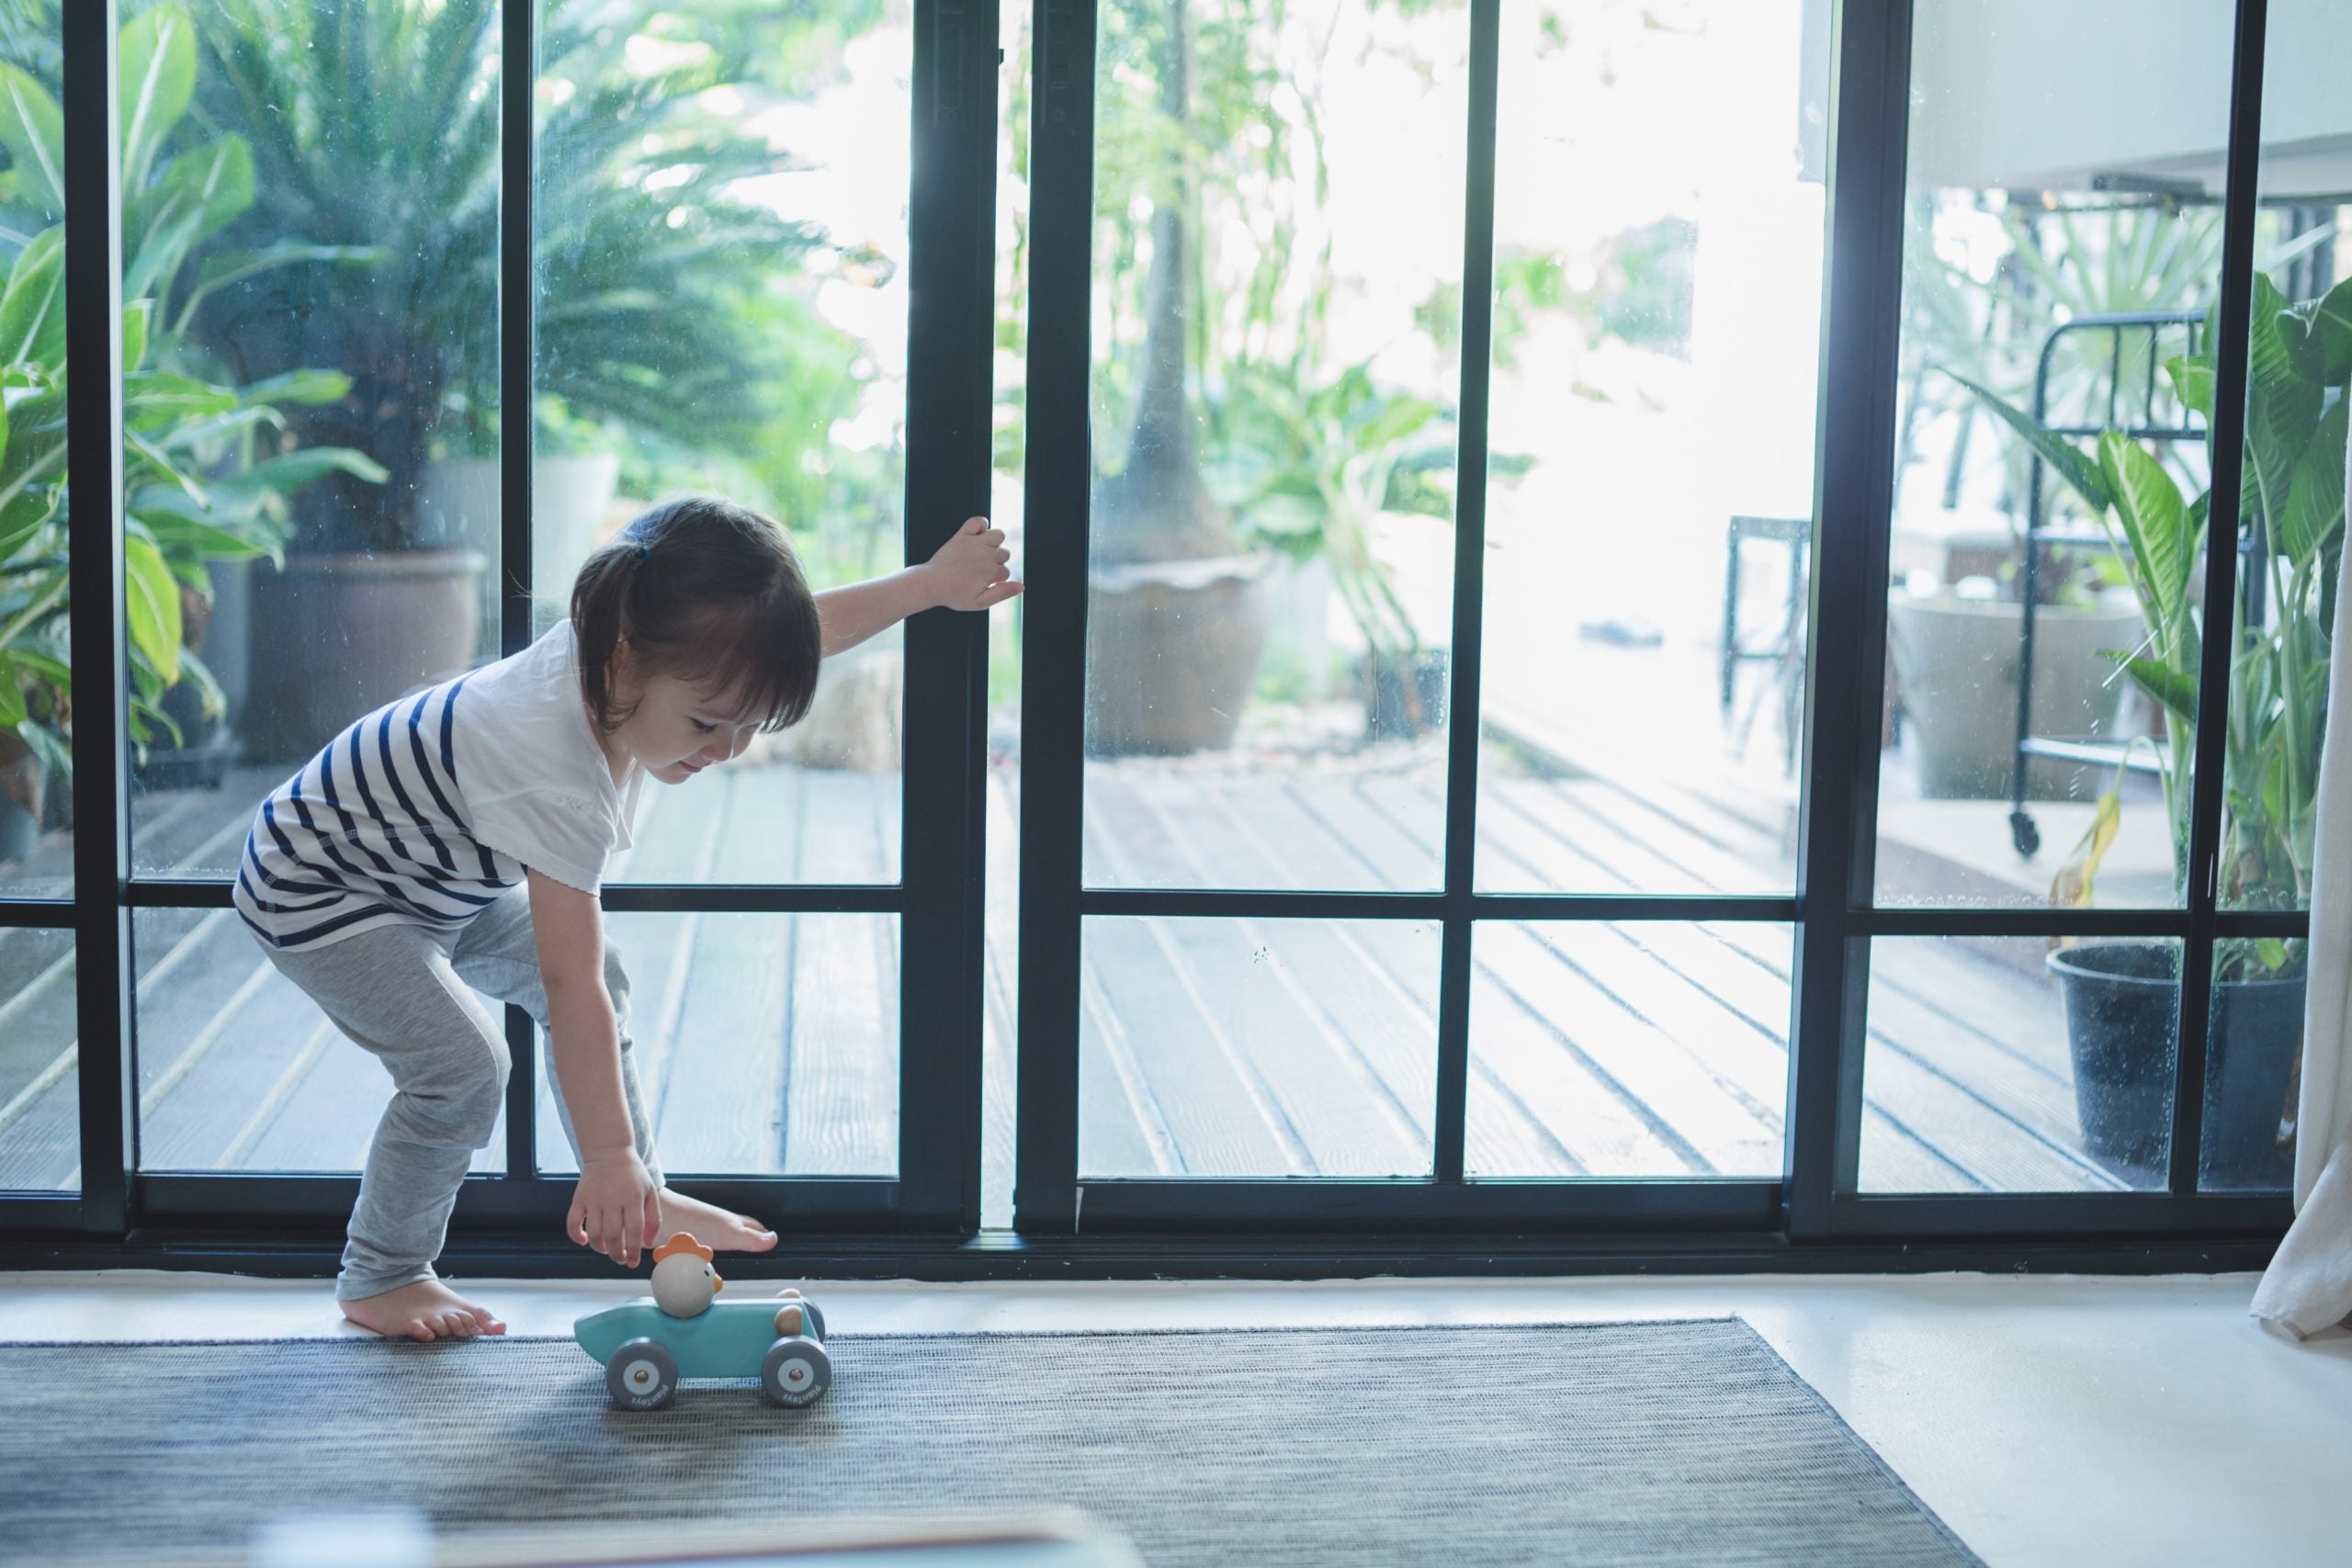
[1964,268,2350,1189]
[159,0,836,760]
[1206,354,1459,739]
[1084,0,1272,757]
[0,5,379,855]
[1891,201,2222,799]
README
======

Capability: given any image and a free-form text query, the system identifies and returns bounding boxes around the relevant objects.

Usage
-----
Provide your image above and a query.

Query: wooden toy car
[574,1234,831,1410]
[575,1288,831,1410]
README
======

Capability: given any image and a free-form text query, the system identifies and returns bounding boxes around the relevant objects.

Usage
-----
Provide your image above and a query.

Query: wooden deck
[0,744,2139,1217]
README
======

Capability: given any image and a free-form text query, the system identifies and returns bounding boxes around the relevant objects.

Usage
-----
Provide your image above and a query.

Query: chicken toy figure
[573,1230,832,1410]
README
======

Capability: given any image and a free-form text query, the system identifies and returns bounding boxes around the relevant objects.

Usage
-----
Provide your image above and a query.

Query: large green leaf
[2106,649,2201,725]
[207,446,390,501]
[0,62,62,218]
[0,224,65,370]
[2307,276,2352,386]
[120,299,150,376]
[2099,430,2196,656]
[1946,369,2114,514]
[236,367,352,407]
[123,530,182,684]
[119,3,198,194]
[2273,399,2348,569]
[142,134,254,247]
[2242,274,2324,529]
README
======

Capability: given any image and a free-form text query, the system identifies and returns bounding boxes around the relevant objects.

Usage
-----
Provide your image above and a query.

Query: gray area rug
[2,1319,1978,1566]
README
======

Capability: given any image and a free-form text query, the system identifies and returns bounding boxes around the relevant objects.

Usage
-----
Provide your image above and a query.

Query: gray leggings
[257,892,664,1301]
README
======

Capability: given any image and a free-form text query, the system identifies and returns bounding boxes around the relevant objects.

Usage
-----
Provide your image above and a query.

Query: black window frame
[0,0,2298,1279]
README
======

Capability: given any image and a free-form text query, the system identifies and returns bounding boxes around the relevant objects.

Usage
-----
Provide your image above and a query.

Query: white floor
[4,1269,2346,1567]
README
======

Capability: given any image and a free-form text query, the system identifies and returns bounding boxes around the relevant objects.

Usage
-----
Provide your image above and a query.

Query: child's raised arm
[816,515,1022,657]
[526,868,662,1268]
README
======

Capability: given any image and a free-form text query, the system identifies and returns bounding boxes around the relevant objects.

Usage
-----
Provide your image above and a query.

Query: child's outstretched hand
[922,516,1023,612]
[570,1148,663,1269]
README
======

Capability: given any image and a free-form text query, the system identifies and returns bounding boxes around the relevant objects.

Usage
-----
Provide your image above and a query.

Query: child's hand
[569,1149,662,1269]
[922,515,1023,612]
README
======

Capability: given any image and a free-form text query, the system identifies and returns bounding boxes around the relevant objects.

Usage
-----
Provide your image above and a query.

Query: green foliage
[0,3,379,785]
[1205,354,1453,662]
[83,0,880,554]
[1960,270,2352,967]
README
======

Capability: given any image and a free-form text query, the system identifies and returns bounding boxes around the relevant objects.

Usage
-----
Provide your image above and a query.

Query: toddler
[235,494,1018,1340]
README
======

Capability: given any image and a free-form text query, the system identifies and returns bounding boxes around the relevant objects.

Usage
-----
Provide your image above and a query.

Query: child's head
[571,494,822,785]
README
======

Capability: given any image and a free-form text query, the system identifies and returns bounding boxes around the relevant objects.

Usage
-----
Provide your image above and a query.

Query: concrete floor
[2,1269,2346,1566]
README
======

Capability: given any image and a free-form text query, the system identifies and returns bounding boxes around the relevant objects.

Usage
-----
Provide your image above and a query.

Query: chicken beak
[713,1272,726,1294]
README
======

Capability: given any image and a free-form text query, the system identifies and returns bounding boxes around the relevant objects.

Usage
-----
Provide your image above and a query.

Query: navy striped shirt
[235,621,644,951]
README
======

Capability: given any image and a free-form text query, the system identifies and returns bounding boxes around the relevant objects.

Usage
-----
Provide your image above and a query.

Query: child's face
[608,650,762,785]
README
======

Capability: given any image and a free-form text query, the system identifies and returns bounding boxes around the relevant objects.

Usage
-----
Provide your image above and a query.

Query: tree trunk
[1090,0,1233,566]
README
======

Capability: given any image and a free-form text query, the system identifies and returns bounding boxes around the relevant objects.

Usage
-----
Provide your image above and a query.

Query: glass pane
[540,913,901,1179]
[530,1,908,883]
[1875,1,2240,909]
[0,13,68,898]
[135,909,505,1174]
[0,928,77,1192]
[2200,935,2302,1191]
[1080,916,1437,1179]
[1082,2,1466,893]
[125,0,503,878]
[2215,0,2351,912]
[1860,935,2179,1193]
[1464,921,1792,1179]
[1475,2,1827,897]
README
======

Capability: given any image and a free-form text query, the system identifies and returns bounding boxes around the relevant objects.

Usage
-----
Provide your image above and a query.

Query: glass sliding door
[1015,0,1828,1234]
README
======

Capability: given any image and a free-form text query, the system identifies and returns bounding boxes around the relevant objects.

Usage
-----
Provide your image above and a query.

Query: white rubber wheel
[761,1336,831,1407]
[606,1337,678,1411]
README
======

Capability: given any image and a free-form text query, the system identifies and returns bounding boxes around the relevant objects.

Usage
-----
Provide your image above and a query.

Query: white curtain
[2250,423,2352,1339]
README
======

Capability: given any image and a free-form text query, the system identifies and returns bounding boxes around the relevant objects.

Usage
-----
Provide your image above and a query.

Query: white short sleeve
[447,621,628,894]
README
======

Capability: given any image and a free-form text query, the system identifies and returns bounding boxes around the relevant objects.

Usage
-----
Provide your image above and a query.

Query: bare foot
[656,1188,778,1252]
[340,1278,508,1343]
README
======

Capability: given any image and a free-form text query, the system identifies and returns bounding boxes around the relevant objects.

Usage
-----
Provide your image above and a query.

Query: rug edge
[0,1314,1748,1349]
[1720,1315,1988,1567]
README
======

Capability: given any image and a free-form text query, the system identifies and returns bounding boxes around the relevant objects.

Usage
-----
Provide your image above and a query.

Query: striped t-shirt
[234,620,645,951]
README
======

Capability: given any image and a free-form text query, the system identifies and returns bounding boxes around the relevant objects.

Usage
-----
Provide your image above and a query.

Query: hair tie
[635,542,650,561]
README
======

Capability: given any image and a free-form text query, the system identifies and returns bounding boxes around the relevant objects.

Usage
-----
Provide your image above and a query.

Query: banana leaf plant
[1953,270,2351,979]
[0,4,381,821]
[1204,355,1454,680]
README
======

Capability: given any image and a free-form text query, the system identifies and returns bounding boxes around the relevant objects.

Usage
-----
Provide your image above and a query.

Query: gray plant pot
[1084,555,1272,757]
[1887,593,2144,799]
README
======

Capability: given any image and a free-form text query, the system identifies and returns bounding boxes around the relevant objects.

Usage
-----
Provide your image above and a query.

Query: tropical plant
[1957,270,2352,978]
[1204,355,1453,675]
[0,3,380,816]
[126,0,864,555]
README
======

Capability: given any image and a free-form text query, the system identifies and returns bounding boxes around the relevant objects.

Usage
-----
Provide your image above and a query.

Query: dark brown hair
[570,494,822,736]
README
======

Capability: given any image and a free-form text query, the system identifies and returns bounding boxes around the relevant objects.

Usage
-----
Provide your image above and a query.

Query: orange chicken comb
[652,1233,714,1263]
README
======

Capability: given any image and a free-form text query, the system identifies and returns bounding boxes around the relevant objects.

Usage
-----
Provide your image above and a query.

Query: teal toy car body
[576,1292,831,1410]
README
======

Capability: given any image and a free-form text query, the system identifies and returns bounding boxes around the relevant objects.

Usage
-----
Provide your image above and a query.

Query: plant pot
[243,547,491,764]
[1084,555,1272,756]
[2048,942,2301,1188]
[1886,593,2143,799]
[416,454,625,640]
[1358,649,1451,741]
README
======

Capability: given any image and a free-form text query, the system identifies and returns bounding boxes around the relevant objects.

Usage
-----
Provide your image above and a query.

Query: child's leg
[261,926,510,1305]
[446,890,662,1184]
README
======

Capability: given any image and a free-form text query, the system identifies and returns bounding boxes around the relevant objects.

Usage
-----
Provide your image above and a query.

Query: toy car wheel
[606,1337,678,1411]
[761,1336,831,1407]
[799,1300,825,1340]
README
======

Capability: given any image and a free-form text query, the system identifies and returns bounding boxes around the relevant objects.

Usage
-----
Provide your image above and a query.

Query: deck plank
[654,768,799,1175]
[785,769,897,1175]
[1087,774,1428,1177]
